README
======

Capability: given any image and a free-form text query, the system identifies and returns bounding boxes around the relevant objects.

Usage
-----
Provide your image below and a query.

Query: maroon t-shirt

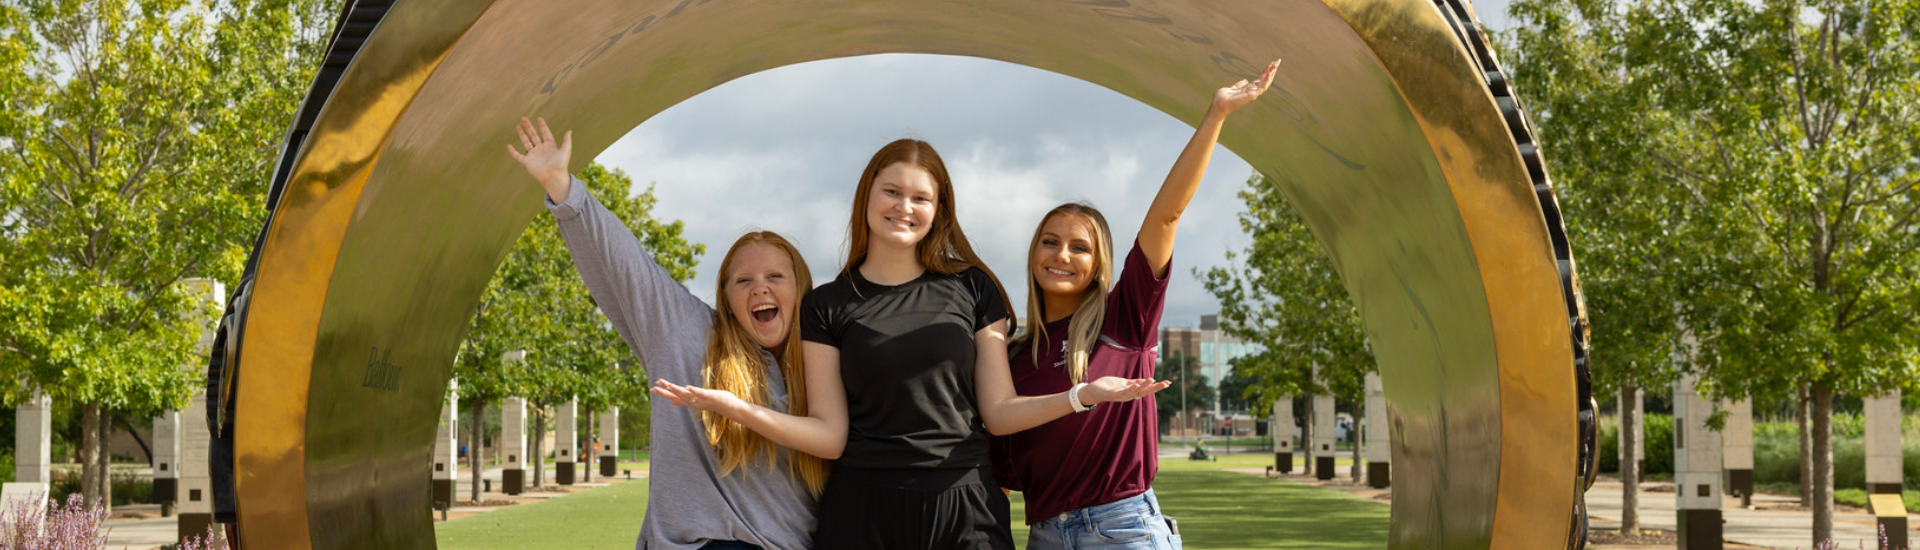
[991,240,1168,525]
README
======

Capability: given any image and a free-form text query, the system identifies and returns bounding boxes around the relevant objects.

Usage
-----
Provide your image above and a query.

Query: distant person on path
[991,59,1281,550]
[654,138,1168,549]
[509,117,826,550]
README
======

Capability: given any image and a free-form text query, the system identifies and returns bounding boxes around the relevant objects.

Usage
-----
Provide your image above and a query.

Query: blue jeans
[1027,489,1182,550]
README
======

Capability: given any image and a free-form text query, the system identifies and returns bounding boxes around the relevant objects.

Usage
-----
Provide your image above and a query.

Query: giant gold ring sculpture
[225,0,1594,548]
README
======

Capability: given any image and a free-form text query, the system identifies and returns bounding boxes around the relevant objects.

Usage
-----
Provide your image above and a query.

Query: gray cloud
[592,0,1519,332]
[596,54,1262,330]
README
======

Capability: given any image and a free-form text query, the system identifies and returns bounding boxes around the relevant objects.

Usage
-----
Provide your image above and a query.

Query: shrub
[1642,414,1674,475]
[1596,413,1674,476]
[47,468,156,506]
[2,493,107,549]
[1752,414,1920,492]
[174,526,230,550]
[1754,420,1802,488]
[1598,416,1618,474]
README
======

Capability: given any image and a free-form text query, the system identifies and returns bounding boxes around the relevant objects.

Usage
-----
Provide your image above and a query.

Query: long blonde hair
[1011,204,1115,384]
[701,231,829,497]
[842,139,1015,329]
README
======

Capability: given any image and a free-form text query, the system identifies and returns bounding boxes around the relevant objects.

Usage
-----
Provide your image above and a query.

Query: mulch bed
[1587,528,1677,546]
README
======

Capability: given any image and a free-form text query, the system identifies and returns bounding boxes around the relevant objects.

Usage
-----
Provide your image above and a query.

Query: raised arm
[509,117,710,376]
[1137,59,1280,278]
[972,320,1170,436]
[651,342,850,459]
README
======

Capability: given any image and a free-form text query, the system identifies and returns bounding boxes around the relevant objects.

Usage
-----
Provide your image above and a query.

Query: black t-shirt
[801,265,1010,469]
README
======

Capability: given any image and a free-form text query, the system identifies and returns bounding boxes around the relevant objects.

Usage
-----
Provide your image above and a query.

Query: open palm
[507,116,573,200]
[1212,59,1282,114]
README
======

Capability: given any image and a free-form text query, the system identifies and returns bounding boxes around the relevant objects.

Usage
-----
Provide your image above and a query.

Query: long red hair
[703,231,828,497]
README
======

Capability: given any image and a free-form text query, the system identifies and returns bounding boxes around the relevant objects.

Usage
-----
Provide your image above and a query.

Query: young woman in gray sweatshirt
[509,117,831,550]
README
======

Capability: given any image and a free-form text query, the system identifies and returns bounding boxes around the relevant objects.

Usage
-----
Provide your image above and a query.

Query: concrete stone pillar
[1312,393,1336,481]
[177,386,213,543]
[501,389,528,497]
[1364,373,1390,488]
[555,399,577,485]
[598,407,620,477]
[1272,398,1294,474]
[500,352,527,495]
[1720,398,1753,506]
[3,390,53,513]
[176,278,222,542]
[433,380,457,509]
[1674,372,1723,550]
[152,410,180,516]
[1864,390,1906,549]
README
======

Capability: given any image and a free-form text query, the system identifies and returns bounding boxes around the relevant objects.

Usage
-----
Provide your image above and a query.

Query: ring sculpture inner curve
[221,0,1594,548]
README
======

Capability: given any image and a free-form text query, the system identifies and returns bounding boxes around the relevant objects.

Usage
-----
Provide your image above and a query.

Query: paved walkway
[103,505,180,550]
[1218,465,1918,549]
[1585,480,1919,549]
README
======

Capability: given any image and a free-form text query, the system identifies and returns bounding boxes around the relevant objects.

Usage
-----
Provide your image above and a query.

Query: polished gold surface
[234,2,497,549]
[236,1,1581,548]
[1316,0,1578,547]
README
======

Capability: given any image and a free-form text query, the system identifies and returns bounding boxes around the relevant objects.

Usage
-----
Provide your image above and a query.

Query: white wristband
[1069,382,1093,413]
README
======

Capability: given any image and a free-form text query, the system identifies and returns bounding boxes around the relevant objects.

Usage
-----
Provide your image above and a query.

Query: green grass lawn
[438,452,1387,549]
[1755,482,1920,512]
[437,478,650,549]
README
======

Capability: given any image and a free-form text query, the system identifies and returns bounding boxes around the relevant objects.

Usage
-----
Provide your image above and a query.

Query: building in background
[1159,314,1261,437]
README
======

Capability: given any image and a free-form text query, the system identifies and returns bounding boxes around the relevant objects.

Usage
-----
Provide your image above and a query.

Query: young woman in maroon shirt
[991,59,1281,550]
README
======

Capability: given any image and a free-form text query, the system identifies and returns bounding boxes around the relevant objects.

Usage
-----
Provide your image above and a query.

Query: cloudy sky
[594,1,1513,329]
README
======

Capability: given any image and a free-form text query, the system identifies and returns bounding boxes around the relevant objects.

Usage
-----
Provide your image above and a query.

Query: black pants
[814,465,1015,550]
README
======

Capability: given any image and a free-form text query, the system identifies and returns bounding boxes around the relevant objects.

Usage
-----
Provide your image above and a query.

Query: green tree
[1198,174,1374,414]
[0,0,336,510]
[1502,0,1692,533]
[1154,351,1213,433]
[454,163,699,499]
[1509,0,1920,542]
[1217,367,1258,416]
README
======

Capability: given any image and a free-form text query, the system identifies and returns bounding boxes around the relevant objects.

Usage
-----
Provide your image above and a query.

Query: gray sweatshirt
[548,177,816,550]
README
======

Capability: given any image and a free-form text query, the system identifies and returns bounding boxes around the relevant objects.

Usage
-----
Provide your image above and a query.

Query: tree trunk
[1350,407,1362,482]
[80,404,109,511]
[532,407,546,489]
[468,398,484,502]
[1798,385,1812,506]
[1302,405,1315,477]
[1620,381,1640,535]
[99,407,113,512]
[1810,380,1834,546]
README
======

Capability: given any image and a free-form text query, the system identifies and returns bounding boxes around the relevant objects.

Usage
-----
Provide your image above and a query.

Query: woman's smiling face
[865,162,938,250]
[1031,213,1099,298]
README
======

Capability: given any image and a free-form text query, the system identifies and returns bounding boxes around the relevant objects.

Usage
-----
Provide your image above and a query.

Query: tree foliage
[0,0,333,414]
[454,163,702,423]
[1504,0,1920,541]
[1504,0,1695,398]
[1153,351,1214,429]
[1197,174,1374,410]
[0,0,338,510]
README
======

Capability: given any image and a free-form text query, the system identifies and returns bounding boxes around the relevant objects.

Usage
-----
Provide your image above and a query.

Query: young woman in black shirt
[654,139,1166,549]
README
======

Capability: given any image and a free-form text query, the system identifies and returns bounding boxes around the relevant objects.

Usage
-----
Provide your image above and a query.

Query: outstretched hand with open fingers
[651,378,743,415]
[1212,59,1282,114]
[506,117,574,202]
[1079,376,1174,407]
